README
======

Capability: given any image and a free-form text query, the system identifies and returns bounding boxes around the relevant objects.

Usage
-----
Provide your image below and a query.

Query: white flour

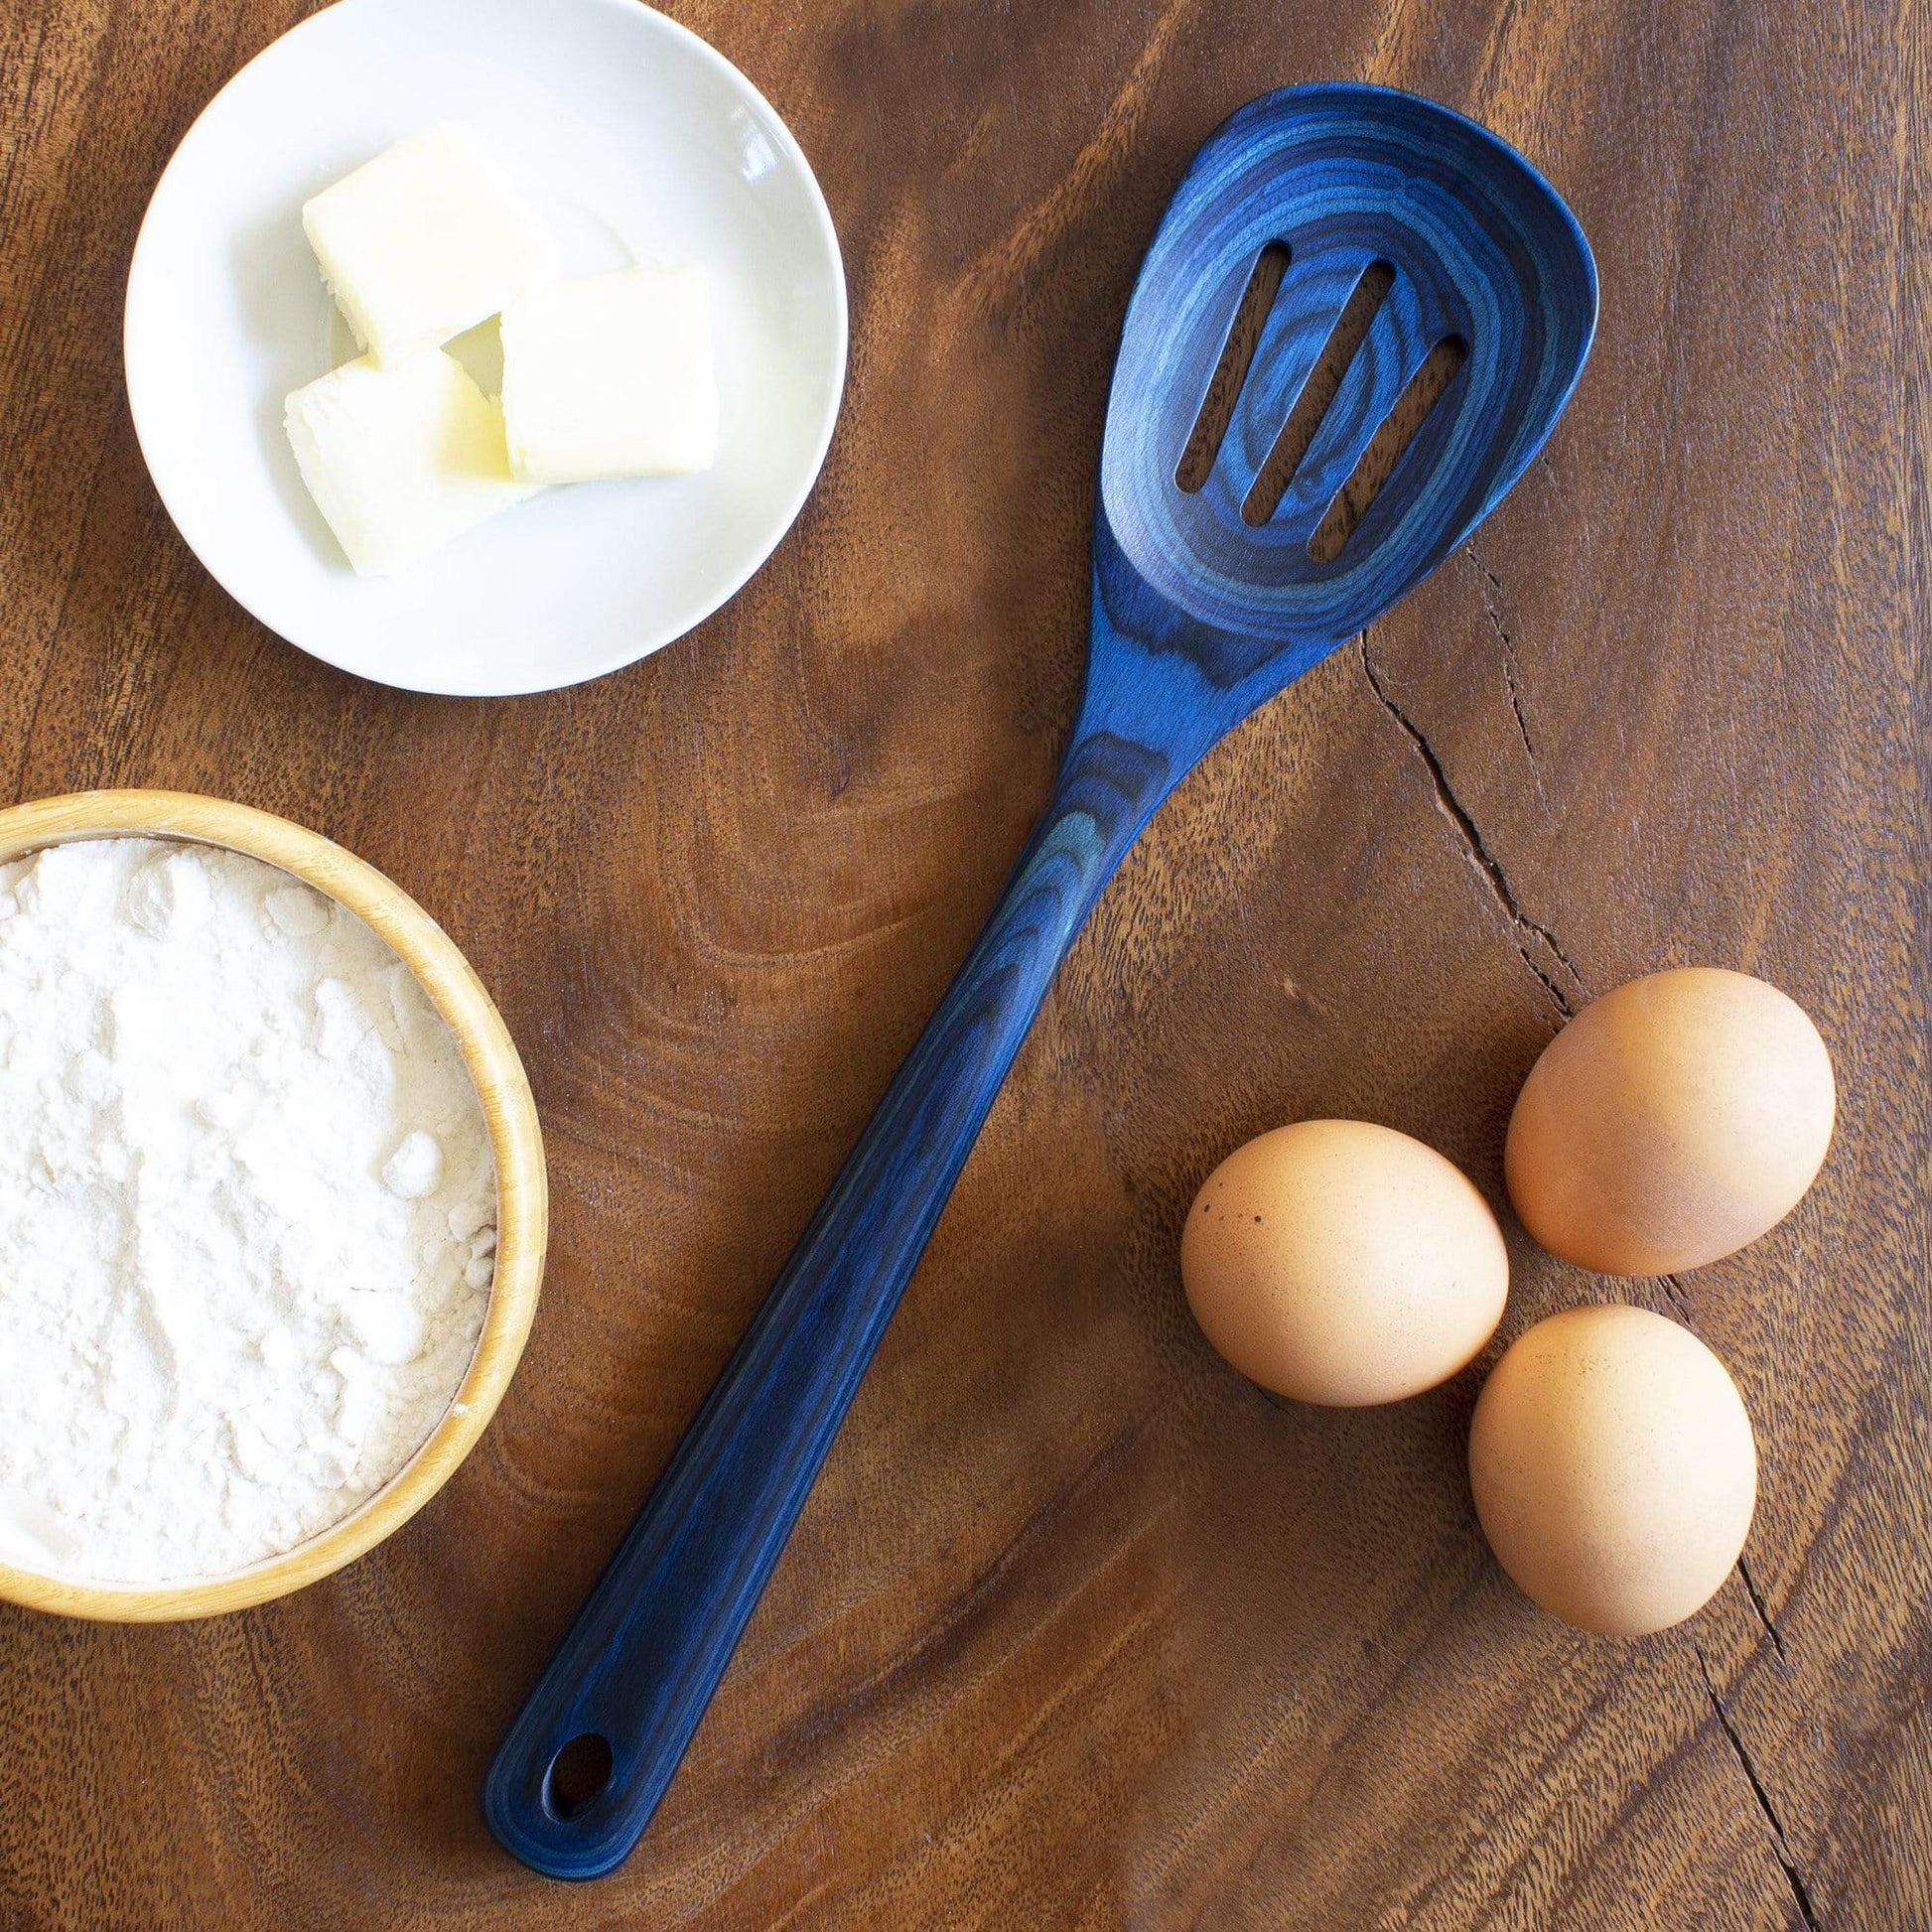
[0,838,495,1584]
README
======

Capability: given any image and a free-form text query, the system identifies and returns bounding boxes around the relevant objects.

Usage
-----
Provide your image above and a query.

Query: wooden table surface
[2,0,1926,1925]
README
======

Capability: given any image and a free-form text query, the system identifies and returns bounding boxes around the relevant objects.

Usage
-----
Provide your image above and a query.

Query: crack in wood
[1648,1281,1795,1674]
[1694,1643,1821,1927]
[1357,634,1581,1021]
[1465,545,1541,782]
[1737,1556,1791,1663]
[1649,1281,1795,1672]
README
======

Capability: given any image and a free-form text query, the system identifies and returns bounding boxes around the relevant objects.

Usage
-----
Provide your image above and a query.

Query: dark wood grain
[0,0,1926,1926]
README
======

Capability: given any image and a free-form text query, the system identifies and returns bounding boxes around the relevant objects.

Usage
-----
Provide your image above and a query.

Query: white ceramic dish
[124,0,847,697]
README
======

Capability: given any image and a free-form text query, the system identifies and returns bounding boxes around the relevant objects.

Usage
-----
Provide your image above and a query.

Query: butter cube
[302,126,557,367]
[284,352,540,577]
[499,265,719,483]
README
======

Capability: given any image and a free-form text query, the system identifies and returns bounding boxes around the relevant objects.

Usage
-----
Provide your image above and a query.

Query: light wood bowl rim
[0,790,548,1622]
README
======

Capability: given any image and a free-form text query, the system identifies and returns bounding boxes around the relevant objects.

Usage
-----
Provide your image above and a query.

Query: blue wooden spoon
[485,81,1596,1879]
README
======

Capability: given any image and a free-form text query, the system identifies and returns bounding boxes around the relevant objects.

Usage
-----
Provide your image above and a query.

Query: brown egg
[1180,1120,1508,1406]
[1468,1306,1757,1636]
[1505,967,1835,1275]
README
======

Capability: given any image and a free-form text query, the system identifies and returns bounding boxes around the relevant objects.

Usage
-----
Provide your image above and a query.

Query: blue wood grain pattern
[484,81,1595,1881]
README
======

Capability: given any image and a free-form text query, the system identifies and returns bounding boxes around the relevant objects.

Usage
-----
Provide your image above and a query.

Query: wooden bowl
[0,790,548,1621]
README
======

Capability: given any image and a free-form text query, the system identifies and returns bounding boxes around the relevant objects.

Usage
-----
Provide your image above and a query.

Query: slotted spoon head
[1091,82,1596,710]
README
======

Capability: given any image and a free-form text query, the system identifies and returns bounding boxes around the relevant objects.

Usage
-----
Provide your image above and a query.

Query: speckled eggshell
[1179,1119,1508,1407]
[1504,967,1836,1275]
[1468,1305,1758,1637]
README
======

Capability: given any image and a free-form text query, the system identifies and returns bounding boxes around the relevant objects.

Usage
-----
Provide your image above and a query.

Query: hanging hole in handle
[1308,336,1468,562]
[1174,241,1292,492]
[545,1732,615,1820]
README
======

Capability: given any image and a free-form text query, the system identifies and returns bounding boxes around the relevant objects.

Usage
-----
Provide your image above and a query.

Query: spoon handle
[483,727,1168,1880]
